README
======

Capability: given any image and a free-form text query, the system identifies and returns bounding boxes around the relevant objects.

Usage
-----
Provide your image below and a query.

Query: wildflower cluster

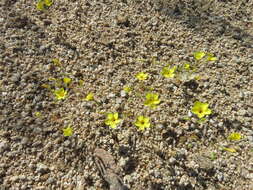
[41,52,217,136]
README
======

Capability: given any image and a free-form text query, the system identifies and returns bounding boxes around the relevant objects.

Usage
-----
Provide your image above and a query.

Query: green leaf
[223,147,237,153]
[210,152,217,160]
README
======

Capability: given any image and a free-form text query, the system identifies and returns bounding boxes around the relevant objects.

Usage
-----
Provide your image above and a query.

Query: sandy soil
[0,0,253,189]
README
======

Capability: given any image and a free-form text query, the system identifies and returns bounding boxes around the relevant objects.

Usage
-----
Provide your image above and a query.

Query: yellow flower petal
[54,88,67,100]
[36,0,45,11]
[136,72,148,80]
[191,101,212,119]
[228,133,242,141]
[105,112,121,129]
[194,51,206,61]
[135,116,151,130]
[63,126,73,137]
[85,93,94,101]
[63,77,71,85]
[44,0,53,6]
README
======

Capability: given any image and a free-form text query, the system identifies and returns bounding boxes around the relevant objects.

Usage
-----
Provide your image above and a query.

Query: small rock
[169,157,176,164]
[0,141,9,153]
[193,155,214,170]
[46,177,56,184]
[9,175,19,182]
[217,172,224,181]
[120,90,126,97]
[21,137,29,145]
[63,140,71,147]
[11,73,21,83]
[36,163,49,174]
[119,157,128,168]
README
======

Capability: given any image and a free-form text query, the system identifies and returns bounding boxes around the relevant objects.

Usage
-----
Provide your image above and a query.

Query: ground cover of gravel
[0,0,253,189]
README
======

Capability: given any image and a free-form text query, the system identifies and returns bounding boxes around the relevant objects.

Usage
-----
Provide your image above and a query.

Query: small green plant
[210,152,217,161]
[144,92,161,109]
[134,116,151,131]
[191,101,212,119]
[63,126,73,137]
[105,112,122,129]
[36,0,53,11]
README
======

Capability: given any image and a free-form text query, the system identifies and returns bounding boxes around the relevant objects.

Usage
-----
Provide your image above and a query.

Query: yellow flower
[161,66,177,78]
[63,77,71,85]
[136,72,148,81]
[84,93,94,101]
[45,0,53,6]
[36,0,53,11]
[191,101,212,119]
[228,133,242,141]
[105,113,121,129]
[144,93,161,108]
[52,58,61,66]
[123,86,131,93]
[53,88,67,100]
[34,112,42,117]
[194,51,206,61]
[184,63,191,70]
[206,53,217,61]
[78,80,84,86]
[135,116,151,131]
[63,126,73,137]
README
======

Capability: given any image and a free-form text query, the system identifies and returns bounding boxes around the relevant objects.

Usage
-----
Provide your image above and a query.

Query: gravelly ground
[0,0,253,189]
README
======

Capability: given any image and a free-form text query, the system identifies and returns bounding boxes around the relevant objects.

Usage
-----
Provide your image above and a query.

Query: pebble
[169,157,176,164]
[0,141,9,153]
[217,172,224,182]
[120,90,126,97]
[36,163,49,174]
